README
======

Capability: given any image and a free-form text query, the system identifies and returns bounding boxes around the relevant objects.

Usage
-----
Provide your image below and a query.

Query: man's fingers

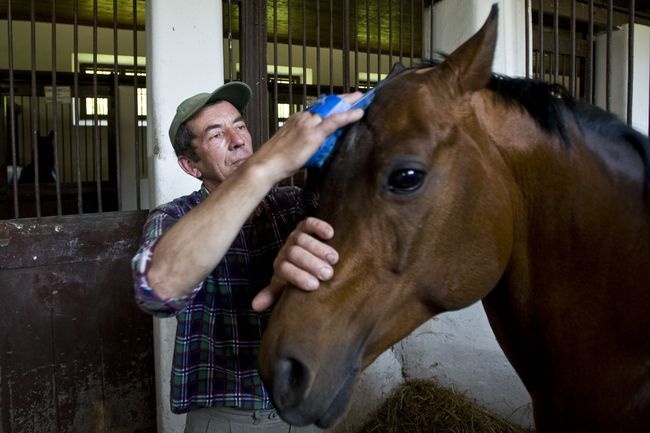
[252,278,285,312]
[295,217,339,265]
[277,255,327,287]
[301,217,334,240]
[286,234,338,269]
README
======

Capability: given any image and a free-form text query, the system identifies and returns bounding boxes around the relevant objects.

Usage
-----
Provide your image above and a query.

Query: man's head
[169,82,252,159]
[170,82,253,187]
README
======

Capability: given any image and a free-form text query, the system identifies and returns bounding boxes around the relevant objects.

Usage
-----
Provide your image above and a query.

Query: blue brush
[305,87,377,169]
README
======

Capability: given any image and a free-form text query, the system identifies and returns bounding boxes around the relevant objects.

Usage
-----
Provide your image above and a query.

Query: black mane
[487,75,574,146]
[485,72,649,202]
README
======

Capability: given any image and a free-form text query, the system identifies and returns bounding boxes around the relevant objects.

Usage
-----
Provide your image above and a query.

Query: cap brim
[205,81,252,113]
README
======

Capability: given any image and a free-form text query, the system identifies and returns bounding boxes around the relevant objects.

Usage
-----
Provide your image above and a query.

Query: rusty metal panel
[0,210,155,433]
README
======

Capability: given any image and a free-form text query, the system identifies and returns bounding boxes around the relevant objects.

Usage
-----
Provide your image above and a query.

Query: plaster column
[595,24,650,135]
[423,0,528,77]
[145,1,225,432]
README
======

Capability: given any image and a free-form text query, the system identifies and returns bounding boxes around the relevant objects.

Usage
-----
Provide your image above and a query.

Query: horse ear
[440,4,498,93]
[388,62,407,78]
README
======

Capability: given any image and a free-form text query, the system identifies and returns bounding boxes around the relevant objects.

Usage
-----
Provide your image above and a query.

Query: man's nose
[227,129,245,149]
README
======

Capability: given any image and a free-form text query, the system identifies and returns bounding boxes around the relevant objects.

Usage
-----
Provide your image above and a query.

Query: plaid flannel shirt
[132,184,306,413]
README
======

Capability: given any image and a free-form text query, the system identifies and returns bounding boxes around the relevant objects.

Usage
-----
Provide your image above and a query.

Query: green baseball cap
[168,81,252,146]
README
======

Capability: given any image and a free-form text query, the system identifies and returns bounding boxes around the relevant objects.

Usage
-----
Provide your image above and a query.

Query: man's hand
[249,92,364,185]
[252,217,339,311]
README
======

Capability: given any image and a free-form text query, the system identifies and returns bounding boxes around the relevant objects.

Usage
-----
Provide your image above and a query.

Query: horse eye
[387,168,426,194]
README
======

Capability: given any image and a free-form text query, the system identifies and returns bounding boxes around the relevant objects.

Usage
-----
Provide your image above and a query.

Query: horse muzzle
[258,287,366,428]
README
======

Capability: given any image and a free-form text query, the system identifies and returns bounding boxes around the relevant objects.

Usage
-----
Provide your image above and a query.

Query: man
[132,81,363,432]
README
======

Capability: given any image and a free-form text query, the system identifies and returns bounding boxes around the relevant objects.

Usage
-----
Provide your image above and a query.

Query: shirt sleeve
[131,208,203,317]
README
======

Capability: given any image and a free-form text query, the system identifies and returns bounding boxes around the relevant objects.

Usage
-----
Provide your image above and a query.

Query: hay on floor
[354,379,534,433]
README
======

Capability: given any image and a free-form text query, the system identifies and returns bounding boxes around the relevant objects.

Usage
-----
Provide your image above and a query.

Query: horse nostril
[273,357,311,410]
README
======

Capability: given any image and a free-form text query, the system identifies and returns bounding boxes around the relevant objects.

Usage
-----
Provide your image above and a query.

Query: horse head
[258,5,516,427]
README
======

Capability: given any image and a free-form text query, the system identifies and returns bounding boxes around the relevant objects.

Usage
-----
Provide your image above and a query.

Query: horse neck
[475,92,650,369]
[474,92,649,275]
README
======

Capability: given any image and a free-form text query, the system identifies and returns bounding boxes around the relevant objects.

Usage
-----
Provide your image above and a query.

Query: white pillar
[423,0,528,77]
[595,24,650,135]
[145,1,225,432]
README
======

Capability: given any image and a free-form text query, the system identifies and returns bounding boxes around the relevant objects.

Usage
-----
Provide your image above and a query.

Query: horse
[18,130,58,184]
[258,5,650,433]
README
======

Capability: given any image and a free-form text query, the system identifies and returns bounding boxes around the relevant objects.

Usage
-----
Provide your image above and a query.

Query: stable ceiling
[1,0,648,54]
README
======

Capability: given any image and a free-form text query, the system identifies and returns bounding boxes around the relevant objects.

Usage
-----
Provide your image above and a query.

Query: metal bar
[570,0,576,96]
[316,0,321,95]
[113,0,122,211]
[388,0,393,70]
[398,0,404,64]
[133,0,141,211]
[241,0,269,146]
[343,0,350,92]
[627,0,635,125]
[227,0,234,81]
[410,0,414,66]
[30,0,41,217]
[585,0,595,104]
[7,0,19,218]
[553,0,559,83]
[329,0,334,93]
[288,0,293,111]
[606,0,612,112]
[366,0,370,87]
[93,0,103,212]
[377,0,382,76]
[272,0,279,131]
[525,0,530,78]
[73,0,83,213]
[538,0,544,79]
[428,0,433,59]
[52,0,63,216]
[353,0,359,90]
[302,0,308,102]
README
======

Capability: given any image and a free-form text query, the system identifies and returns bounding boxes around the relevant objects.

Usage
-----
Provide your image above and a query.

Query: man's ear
[177,155,202,179]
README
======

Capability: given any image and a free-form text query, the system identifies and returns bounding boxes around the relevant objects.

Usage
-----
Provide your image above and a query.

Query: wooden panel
[0,210,155,433]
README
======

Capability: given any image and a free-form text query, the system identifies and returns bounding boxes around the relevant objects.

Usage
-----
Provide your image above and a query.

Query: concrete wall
[595,23,650,135]
[146,1,224,432]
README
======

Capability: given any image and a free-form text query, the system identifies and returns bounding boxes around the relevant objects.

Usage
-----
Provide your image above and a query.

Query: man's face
[183,100,253,188]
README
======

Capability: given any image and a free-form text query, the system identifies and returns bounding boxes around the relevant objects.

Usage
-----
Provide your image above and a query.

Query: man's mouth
[230,155,250,167]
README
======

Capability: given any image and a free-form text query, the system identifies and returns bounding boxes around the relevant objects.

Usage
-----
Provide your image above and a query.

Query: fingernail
[319,266,333,280]
[307,278,319,290]
[326,253,338,265]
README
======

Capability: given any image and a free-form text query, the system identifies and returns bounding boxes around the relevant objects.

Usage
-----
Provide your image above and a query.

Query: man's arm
[146,106,363,301]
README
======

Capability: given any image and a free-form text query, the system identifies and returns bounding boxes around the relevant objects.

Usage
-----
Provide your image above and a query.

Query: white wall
[0,21,144,71]
[595,24,650,135]
[146,1,225,432]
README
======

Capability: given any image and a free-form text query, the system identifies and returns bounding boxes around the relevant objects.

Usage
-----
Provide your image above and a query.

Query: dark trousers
[184,406,324,433]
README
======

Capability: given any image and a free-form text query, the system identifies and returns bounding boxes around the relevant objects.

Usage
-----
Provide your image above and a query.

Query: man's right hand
[252,217,339,312]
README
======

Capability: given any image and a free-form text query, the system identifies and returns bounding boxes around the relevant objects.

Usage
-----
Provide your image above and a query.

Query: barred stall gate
[1,1,649,432]
[0,1,154,432]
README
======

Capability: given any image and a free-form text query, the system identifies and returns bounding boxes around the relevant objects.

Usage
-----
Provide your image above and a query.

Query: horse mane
[485,72,650,202]
[487,74,574,146]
